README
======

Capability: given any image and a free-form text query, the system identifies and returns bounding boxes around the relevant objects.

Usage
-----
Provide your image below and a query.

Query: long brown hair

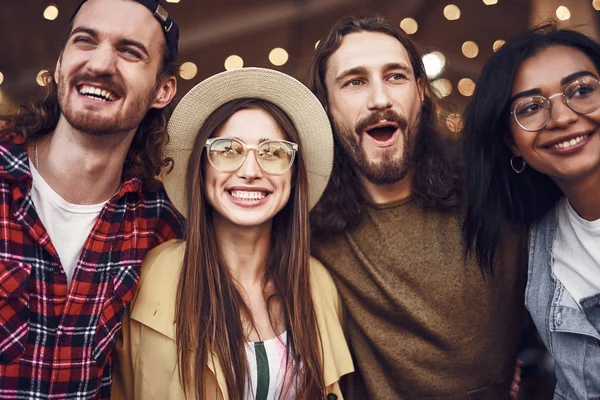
[307,15,462,237]
[175,98,325,399]
[0,23,179,192]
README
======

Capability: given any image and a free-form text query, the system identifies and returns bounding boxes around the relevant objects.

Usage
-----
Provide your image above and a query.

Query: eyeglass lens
[514,78,600,131]
[207,138,295,174]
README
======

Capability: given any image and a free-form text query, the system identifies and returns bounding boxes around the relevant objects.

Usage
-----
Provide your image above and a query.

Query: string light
[36,70,50,86]
[482,0,498,4]
[43,5,59,21]
[594,0,600,11]
[400,18,418,35]
[224,55,244,71]
[446,113,464,133]
[179,62,198,80]
[431,79,452,98]
[269,48,289,66]
[556,6,571,20]
[443,5,461,20]
[315,40,320,49]
[493,40,506,52]
[0,72,4,86]
[458,78,476,96]
[422,52,446,79]
[462,41,479,58]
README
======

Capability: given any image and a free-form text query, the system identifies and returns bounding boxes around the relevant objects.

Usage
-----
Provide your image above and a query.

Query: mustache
[355,109,408,135]
[69,72,124,96]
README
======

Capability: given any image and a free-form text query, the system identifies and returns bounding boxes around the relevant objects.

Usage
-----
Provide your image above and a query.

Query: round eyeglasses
[204,137,298,175]
[510,77,600,132]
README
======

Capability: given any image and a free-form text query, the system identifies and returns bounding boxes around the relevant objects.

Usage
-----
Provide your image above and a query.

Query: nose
[367,80,392,111]
[85,43,117,76]
[545,94,579,130]
[236,149,263,181]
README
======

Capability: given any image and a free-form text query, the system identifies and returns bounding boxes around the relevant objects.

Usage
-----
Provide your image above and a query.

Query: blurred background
[1,0,598,398]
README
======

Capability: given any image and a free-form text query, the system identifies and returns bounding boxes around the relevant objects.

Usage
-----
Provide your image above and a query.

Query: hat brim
[164,67,333,218]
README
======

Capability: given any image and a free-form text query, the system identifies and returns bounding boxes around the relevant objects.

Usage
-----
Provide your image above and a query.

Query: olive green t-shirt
[312,197,527,400]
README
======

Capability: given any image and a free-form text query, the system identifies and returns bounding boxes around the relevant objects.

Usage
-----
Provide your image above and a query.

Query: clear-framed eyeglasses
[510,76,600,132]
[204,137,298,175]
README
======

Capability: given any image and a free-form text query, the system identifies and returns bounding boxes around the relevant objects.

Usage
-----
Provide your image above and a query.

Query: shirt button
[53,266,61,274]
[59,333,67,343]
[327,394,338,400]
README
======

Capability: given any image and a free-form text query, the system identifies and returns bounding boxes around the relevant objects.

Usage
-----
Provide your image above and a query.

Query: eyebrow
[509,70,599,105]
[70,26,150,59]
[334,63,413,85]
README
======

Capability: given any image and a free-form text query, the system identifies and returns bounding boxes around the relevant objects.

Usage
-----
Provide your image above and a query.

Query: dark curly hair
[0,20,179,192]
[307,15,462,237]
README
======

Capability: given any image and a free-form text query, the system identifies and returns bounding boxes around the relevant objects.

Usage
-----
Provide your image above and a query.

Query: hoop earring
[510,156,526,174]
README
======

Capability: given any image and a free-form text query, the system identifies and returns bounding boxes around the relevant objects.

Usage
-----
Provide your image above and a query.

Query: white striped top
[245,331,296,400]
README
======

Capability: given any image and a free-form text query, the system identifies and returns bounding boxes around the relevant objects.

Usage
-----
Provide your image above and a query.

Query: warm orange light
[43,5,59,21]
[36,70,50,86]
[179,62,198,80]
[269,48,289,66]
[431,79,452,98]
[556,6,571,21]
[458,78,476,97]
[400,18,418,35]
[443,5,461,20]
[446,113,464,133]
[462,41,479,58]
[493,40,506,52]
[224,55,244,71]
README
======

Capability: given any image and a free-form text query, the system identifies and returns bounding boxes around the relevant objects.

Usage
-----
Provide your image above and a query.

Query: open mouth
[228,190,268,201]
[364,121,399,144]
[548,133,590,150]
[78,85,118,102]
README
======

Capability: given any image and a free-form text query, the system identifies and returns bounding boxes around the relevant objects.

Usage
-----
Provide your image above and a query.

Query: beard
[332,109,421,186]
[57,68,156,136]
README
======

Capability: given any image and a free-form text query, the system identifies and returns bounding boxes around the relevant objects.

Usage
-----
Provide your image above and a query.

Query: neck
[358,169,413,204]
[555,169,600,221]
[213,214,272,286]
[31,116,137,205]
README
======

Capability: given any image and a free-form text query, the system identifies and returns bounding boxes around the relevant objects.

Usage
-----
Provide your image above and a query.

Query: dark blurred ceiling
[0,0,598,120]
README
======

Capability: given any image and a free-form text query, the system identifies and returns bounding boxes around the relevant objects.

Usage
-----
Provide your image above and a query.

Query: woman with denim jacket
[463,24,600,400]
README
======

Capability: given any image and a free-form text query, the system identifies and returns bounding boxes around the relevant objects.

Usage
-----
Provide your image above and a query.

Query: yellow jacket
[112,239,353,399]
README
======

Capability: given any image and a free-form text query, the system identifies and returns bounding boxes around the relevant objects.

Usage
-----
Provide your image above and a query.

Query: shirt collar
[0,139,142,196]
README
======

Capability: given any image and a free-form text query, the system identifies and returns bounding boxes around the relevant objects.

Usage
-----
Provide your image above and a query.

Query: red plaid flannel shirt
[0,140,184,399]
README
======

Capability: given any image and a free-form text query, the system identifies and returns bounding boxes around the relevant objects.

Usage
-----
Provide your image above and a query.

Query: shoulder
[309,257,337,296]
[133,185,185,239]
[0,140,29,181]
[309,257,354,387]
[130,239,186,340]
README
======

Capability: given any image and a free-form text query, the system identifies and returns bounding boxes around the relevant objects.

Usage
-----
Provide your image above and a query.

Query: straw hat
[164,67,334,218]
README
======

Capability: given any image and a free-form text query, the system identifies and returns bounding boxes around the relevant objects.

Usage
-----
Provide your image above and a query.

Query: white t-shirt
[29,160,105,284]
[553,197,600,305]
[245,331,296,399]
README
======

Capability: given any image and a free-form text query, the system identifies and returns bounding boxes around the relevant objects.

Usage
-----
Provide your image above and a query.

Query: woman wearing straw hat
[113,67,353,399]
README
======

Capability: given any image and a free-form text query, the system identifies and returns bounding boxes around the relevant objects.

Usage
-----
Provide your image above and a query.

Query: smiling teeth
[552,135,588,150]
[79,85,116,101]
[230,190,267,200]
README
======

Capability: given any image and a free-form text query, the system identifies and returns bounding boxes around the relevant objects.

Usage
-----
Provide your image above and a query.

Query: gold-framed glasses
[204,137,298,175]
[511,77,600,131]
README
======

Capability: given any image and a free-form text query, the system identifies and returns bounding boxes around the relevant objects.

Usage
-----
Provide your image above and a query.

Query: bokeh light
[400,18,419,35]
[443,5,461,20]
[179,62,198,80]
[224,55,244,71]
[43,5,59,21]
[269,48,289,66]
[462,41,479,58]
